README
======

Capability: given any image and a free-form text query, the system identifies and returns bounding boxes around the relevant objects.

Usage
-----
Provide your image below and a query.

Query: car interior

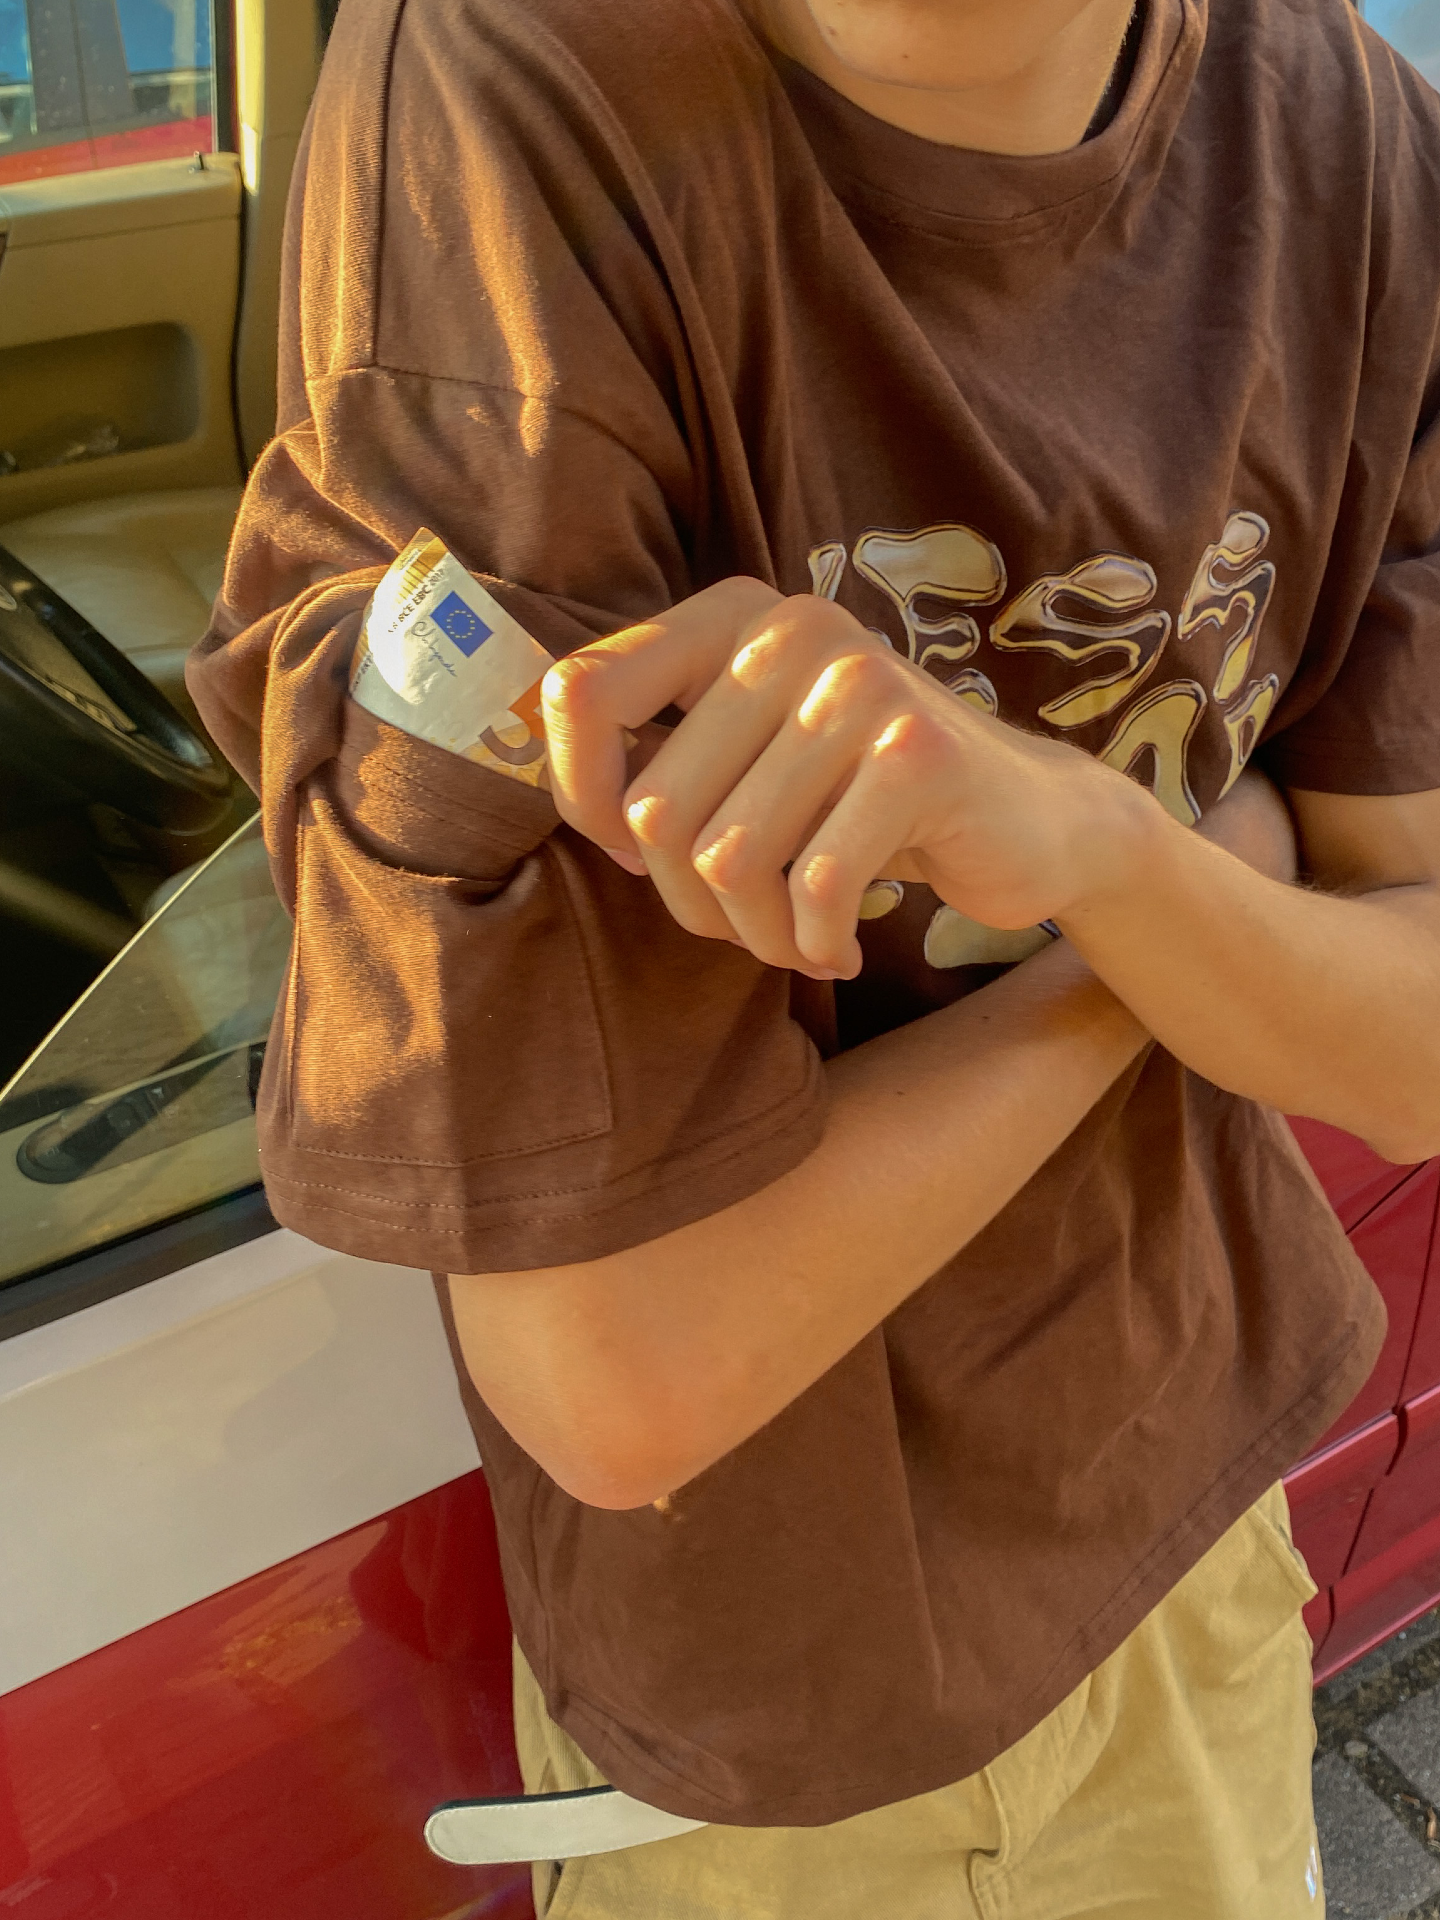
[0,0,332,1090]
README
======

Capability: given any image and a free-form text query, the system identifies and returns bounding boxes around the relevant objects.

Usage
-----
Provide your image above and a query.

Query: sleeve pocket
[267,694,614,1203]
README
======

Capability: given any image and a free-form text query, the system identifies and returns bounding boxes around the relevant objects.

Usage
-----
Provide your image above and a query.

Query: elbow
[548,1461,680,1513]
[498,1381,706,1512]
[445,1271,726,1510]
[1355,1089,1440,1168]
[536,1425,694,1512]
[1358,1127,1440,1169]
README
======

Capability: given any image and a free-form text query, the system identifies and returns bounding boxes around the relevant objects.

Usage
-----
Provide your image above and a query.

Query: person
[187,0,1440,1910]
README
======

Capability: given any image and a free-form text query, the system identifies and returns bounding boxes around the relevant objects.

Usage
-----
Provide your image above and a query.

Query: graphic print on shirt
[809,512,1278,968]
[850,525,1007,716]
[1178,510,1281,799]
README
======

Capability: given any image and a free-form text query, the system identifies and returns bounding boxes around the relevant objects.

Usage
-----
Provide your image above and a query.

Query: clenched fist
[542,577,1159,981]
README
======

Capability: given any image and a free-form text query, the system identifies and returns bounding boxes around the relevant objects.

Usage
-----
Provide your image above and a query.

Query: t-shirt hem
[257,1065,827,1272]
[532,1295,1383,1827]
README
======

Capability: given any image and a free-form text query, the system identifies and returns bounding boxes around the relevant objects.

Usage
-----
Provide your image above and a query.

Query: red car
[0,0,1436,1913]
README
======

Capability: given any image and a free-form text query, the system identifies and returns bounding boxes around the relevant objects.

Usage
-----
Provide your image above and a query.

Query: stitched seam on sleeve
[263,1076,820,1207]
[314,363,666,480]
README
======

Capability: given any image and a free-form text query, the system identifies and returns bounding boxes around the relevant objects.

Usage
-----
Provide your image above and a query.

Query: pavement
[1315,1609,1440,1919]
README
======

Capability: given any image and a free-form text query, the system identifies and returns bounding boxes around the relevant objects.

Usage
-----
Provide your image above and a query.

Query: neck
[752,0,1140,155]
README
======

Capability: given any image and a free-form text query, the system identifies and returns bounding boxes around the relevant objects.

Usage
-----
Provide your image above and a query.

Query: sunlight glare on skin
[693,822,749,887]
[797,657,866,734]
[625,795,667,844]
[795,848,848,908]
[874,712,918,758]
[730,632,789,688]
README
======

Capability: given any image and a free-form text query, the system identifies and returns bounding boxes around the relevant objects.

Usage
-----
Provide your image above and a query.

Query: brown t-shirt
[187,0,1438,1826]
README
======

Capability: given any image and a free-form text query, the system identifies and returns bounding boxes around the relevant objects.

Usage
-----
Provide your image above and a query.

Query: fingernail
[604,846,647,875]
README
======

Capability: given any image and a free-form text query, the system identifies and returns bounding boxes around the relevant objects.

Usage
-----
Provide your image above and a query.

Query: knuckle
[623,787,686,854]
[783,595,854,655]
[791,850,850,915]
[729,626,790,689]
[545,648,608,717]
[798,649,894,734]
[732,596,876,689]
[692,823,757,895]
[875,705,948,775]
[831,649,893,699]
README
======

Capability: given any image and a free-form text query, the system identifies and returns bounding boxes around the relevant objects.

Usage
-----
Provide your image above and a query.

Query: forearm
[1059,794,1440,1163]
[448,940,1144,1508]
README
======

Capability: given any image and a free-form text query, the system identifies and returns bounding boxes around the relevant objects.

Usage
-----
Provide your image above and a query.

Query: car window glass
[1363,1,1440,82]
[0,813,289,1287]
[0,0,215,188]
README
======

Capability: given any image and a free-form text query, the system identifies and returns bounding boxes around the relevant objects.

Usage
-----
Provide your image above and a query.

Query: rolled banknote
[350,530,556,790]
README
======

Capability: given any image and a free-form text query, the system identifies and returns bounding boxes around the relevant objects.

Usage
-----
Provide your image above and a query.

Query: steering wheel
[0,542,231,831]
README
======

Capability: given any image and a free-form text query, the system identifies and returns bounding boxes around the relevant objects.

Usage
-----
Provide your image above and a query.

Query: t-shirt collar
[768,0,1204,243]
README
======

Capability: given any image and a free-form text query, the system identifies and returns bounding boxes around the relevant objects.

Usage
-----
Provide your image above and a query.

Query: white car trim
[0,1230,480,1697]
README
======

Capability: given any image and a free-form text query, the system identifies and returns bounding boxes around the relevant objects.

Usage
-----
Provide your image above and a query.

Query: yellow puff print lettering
[810,509,1279,966]
[849,524,1008,716]
[1178,509,1281,798]
[990,552,1172,730]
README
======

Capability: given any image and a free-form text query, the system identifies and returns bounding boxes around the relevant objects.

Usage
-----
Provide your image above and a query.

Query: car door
[0,819,532,1920]
[0,0,241,513]
[1319,1171,1440,1675]
[1283,1124,1438,1667]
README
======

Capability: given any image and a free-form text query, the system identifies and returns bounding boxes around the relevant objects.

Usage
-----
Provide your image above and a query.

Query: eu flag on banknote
[433,591,492,657]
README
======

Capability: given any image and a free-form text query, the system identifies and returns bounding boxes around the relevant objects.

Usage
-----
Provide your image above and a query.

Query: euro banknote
[350,530,555,790]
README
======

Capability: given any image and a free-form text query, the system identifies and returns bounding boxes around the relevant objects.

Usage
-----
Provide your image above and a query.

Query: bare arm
[447,772,1290,1510]
[1055,785,1440,1166]
[544,582,1440,1164]
[450,939,1144,1510]
[448,583,1313,1510]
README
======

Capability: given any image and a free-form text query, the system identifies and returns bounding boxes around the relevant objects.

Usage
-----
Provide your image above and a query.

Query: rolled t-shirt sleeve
[185,4,827,1273]
[265,699,826,1273]
[191,407,825,1274]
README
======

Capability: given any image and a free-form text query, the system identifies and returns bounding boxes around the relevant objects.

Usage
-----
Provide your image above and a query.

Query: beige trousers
[514,1483,1324,1919]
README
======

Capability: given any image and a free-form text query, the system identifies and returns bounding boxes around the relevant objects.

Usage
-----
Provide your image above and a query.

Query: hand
[543,579,1142,980]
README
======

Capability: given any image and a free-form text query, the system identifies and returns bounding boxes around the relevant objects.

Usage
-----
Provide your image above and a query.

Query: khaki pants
[515,1484,1323,1919]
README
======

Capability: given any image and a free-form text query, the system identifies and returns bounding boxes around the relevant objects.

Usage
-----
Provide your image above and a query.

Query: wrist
[1059,761,1173,923]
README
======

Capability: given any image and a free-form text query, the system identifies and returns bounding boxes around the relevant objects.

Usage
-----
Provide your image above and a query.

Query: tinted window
[0,816,289,1287]
[0,0,215,188]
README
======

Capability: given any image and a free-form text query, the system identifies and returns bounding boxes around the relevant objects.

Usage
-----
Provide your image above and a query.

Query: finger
[621,603,844,942]
[687,650,900,973]
[543,578,781,862]
[788,711,942,975]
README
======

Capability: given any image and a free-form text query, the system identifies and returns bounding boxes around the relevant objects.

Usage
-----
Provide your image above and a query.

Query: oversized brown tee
[187,0,1440,1827]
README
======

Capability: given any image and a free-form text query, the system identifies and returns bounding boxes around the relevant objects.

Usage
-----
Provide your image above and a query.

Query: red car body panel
[0,118,213,189]
[0,1478,531,1920]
